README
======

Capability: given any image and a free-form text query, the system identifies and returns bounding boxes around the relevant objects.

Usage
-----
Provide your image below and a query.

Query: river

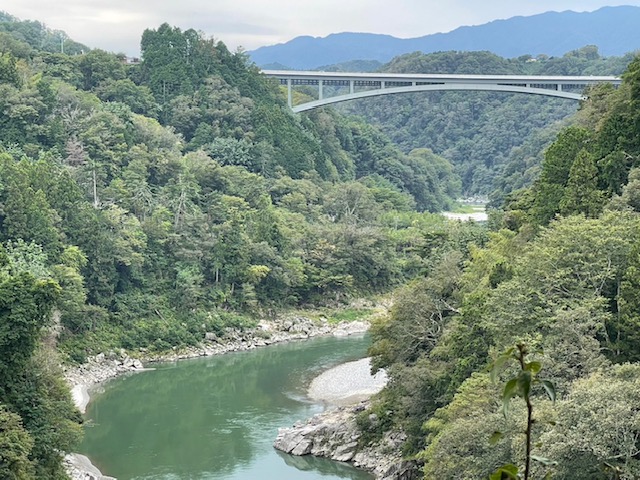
[79,334,374,479]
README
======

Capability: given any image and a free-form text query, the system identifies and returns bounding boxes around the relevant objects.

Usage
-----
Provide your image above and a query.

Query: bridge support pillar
[350,80,354,94]
[319,80,324,100]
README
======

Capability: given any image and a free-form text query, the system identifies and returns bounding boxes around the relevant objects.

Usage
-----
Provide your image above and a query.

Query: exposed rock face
[274,403,421,480]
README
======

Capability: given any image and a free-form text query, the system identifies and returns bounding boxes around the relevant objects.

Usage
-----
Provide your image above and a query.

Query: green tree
[77,49,126,91]
[94,79,159,117]
[0,405,35,480]
[559,149,605,217]
[0,52,20,86]
[539,364,640,479]
[0,271,59,377]
[421,374,509,479]
[530,126,593,225]
[614,241,640,361]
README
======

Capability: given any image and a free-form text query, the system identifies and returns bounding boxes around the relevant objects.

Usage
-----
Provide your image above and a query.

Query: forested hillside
[0,11,88,55]
[0,15,465,478]
[366,54,640,478]
[337,47,635,197]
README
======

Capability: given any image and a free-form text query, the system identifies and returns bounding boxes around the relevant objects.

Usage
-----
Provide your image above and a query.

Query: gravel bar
[308,357,387,405]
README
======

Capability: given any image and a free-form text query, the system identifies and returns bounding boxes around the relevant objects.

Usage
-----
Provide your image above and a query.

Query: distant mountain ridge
[249,6,640,70]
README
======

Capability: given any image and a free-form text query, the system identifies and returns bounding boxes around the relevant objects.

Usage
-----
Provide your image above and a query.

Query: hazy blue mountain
[315,59,383,72]
[250,6,640,70]
[260,62,292,70]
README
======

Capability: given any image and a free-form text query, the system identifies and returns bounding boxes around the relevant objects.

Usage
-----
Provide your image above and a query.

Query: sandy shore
[308,357,387,405]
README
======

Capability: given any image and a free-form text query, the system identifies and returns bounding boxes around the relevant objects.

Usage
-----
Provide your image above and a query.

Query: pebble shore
[308,357,387,405]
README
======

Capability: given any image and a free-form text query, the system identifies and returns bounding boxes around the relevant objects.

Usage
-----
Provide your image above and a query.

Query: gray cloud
[2,1,639,55]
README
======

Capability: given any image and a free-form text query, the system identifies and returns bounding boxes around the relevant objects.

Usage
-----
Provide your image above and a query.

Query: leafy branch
[489,343,556,480]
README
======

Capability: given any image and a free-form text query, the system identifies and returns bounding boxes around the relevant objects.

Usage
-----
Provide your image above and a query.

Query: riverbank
[274,358,420,480]
[63,313,376,480]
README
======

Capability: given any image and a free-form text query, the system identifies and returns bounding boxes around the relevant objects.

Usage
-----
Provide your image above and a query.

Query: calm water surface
[80,335,374,480]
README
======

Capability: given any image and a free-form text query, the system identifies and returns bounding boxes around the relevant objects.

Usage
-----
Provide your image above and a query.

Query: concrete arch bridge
[262,70,621,113]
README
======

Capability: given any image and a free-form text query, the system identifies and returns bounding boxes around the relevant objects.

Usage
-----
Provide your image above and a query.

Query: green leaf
[502,378,518,416]
[516,371,532,399]
[489,361,503,383]
[525,361,542,374]
[540,379,556,403]
[489,431,504,446]
[490,349,515,382]
[490,464,519,480]
[503,378,518,399]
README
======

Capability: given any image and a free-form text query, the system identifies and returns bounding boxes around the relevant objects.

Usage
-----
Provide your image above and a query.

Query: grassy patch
[287,303,378,325]
[449,203,486,213]
[324,307,373,324]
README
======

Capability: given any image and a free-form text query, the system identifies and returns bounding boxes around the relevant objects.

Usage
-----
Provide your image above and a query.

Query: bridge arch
[290,83,584,112]
[262,70,621,113]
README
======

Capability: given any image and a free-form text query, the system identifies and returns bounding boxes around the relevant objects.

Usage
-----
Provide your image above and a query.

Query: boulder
[273,403,421,480]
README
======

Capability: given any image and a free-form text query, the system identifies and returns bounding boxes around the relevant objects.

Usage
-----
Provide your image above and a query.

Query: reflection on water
[278,451,370,479]
[81,335,374,480]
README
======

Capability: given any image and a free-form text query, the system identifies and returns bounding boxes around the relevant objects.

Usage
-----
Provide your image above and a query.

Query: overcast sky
[3,1,640,55]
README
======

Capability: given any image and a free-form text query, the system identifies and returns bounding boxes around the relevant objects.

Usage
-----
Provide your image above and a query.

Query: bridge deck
[262,70,622,112]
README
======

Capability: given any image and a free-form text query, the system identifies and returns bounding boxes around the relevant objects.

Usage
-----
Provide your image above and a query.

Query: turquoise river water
[80,334,375,480]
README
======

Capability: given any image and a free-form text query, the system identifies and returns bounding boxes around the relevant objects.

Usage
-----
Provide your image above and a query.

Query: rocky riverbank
[274,403,420,480]
[63,314,373,480]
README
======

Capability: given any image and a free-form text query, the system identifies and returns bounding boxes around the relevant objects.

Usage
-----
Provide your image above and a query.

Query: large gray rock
[274,403,421,480]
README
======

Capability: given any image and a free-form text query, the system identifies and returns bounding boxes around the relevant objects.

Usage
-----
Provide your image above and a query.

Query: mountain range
[249,6,640,70]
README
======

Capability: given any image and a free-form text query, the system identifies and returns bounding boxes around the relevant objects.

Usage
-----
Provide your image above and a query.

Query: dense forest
[366,55,640,478]
[336,47,637,197]
[0,13,465,478]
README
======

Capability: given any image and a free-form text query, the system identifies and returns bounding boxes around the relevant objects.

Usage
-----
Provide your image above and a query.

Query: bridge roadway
[262,70,622,112]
